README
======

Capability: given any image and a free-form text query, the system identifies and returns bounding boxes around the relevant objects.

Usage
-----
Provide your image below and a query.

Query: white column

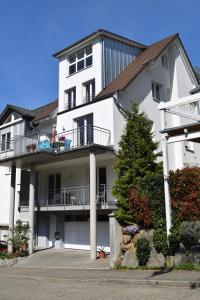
[8,165,16,253]
[90,151,96,260]
[160,108,172,235]
[29,166,35,255]
[14,166,21,221]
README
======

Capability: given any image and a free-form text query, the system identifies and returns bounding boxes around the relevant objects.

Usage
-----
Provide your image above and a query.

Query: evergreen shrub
[136,237,150,266]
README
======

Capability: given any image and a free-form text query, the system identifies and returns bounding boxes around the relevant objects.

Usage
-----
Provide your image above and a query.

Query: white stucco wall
[58,39,102,113]
[56,97,114,146]
[113,40,198,171]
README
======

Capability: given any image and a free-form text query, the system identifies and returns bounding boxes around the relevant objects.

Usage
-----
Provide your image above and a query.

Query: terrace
[0,126,112,163]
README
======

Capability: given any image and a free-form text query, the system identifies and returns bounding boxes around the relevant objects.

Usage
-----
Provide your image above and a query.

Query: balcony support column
[29,165,35,255]
[14,164,21,221]
[8,165,16,253]
[90,151,97,260]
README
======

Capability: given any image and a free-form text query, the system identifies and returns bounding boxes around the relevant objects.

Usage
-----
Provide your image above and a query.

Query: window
[68,44,93,75]
[48,174,61,205]
[1,132,11,151]
[161,55,168,68]
[83,80,95,103]
[152,82,162,102]
[64,87,76,110]
[76,114,93,146]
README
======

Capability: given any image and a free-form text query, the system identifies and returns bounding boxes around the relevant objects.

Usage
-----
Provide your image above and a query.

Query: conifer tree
[112,102,160,225]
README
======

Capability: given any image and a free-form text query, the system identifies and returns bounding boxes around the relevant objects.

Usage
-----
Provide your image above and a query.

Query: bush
[180,221,200,250]
[136,237,150,266]
[0,252,12,259]
[169,167,200,221]
[128,188,153,229]
[153,219,169,256]
[10,219,30,253]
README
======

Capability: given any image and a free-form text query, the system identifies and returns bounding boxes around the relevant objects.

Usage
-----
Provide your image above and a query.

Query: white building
[0,29,199,259]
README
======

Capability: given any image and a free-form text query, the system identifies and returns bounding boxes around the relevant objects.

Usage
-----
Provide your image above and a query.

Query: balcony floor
[0,144,114,168]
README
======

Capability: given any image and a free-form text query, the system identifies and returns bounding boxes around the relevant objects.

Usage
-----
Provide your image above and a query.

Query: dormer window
[68,44,93,75]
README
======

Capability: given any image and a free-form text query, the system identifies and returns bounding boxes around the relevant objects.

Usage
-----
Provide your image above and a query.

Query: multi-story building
[0,29,199,259]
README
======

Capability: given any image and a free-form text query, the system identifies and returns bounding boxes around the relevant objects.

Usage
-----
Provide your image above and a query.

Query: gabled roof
[31,100,58,122]
[53,29,147,58]
[0,100,58,126]
[96,33,178,99]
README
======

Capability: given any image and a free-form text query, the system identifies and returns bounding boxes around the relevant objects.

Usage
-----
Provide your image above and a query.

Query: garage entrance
[64,214,110,251]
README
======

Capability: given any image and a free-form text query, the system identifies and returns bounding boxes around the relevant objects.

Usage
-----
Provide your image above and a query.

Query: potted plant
[26,143,36,152]
[58,136,65,151]
[30,143,36,152]
[98,247,106,258]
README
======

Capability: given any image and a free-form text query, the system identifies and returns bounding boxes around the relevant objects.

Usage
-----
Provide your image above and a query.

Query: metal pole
[90,151,97,260]
[160,108,172,235]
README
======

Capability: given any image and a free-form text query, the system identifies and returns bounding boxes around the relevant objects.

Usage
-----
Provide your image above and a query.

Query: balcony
[0,126,111,162]
[20,185,116,211]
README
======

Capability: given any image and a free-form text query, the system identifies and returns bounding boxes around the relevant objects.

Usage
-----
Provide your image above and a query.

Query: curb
[100,278,199,288]
[0,256,26,267]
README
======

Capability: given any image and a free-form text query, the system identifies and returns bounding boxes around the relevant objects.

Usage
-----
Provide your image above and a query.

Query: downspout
[112,92,128,117]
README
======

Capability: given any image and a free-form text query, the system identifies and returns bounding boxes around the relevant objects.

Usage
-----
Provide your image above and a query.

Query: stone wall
[121,229,165,268]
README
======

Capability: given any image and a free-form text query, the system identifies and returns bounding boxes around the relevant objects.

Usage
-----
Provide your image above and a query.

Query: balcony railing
[36,185,115,209]
[0,126,111,160]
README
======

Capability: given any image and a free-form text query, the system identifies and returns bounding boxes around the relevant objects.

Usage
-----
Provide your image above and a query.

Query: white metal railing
[36,185,115,208]
[0,126,111,160]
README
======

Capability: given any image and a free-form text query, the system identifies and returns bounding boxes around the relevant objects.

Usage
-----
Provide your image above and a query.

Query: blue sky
[0,0,199,111]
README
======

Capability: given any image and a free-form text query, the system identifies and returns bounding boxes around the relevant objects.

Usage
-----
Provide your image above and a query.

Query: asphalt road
[0,267,199,300]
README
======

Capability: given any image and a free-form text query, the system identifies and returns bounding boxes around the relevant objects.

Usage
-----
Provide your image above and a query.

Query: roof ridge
[32,99,58,112]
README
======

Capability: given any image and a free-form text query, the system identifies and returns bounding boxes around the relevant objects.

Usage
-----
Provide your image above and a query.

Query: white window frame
[1,132,11,151]
[64,87,76,110]
[83,79,95,103]
[152,81,162,102]
[161,54,168,69]
[68,44,93,75]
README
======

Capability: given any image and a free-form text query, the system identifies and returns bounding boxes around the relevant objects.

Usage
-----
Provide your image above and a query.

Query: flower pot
[99,250,106,259]
[21,243,28,251]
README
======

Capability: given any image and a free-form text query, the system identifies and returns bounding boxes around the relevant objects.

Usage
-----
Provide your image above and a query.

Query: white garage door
[64,221,110,251]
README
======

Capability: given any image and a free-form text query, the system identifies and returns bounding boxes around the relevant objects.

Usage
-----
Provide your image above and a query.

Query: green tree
[112,102,160,225]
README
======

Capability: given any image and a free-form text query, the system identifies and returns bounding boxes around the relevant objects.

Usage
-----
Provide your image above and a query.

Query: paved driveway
[16,248,110,269]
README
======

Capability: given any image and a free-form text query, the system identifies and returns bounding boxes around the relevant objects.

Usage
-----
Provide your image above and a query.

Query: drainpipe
[112,92,128,117]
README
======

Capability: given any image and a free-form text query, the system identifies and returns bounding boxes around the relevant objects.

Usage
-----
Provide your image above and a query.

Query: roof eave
[52,29,147,58]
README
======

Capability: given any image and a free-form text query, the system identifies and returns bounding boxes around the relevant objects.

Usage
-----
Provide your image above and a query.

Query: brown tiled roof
[96,33,178,99]
[31,100,58,122]
[0,100,58,125]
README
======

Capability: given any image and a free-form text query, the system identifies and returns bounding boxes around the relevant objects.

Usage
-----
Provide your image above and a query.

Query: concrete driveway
[15,248,110,269]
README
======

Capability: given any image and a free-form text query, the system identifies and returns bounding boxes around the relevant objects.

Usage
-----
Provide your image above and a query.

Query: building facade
[0,29,199,258]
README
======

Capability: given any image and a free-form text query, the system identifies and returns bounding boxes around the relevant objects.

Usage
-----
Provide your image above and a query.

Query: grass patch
[175,263,200,271]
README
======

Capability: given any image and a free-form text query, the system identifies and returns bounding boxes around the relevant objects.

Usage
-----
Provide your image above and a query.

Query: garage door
[64,221,110,252]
